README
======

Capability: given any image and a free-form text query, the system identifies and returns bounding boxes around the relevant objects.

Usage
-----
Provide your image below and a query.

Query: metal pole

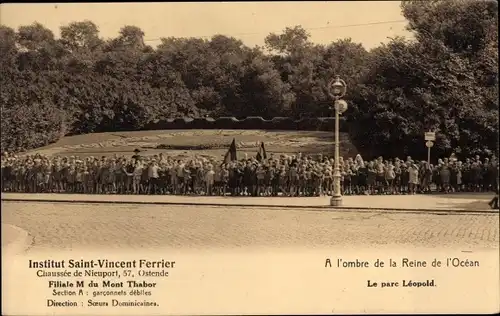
[427,147,431,165]
[331,98,342,206]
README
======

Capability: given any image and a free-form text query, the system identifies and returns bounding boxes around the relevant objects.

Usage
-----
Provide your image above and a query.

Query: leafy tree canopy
[1,0,497,159]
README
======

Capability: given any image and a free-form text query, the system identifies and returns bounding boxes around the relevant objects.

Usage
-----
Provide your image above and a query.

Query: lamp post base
[330,195,343,207]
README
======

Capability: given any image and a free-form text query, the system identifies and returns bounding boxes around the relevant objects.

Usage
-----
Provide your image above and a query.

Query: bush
[296,118,318,130]
[271,117,296,130]
[214,117,239,129]
[191,117,215,129]
[240,116,266,129]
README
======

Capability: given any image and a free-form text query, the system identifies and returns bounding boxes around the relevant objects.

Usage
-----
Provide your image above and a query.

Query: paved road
[1,224,25,247]
[1,201,498,252]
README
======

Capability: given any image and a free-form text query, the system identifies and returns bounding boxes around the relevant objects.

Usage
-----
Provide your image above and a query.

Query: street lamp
[327,76,348,206]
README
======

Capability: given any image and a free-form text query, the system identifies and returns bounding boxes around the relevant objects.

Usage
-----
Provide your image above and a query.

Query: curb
[2,197,498,215]
[1,224,32,256]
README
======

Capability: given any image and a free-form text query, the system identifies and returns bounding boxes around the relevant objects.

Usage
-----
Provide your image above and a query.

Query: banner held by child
[256,142,267,161]
[223,138,238,164]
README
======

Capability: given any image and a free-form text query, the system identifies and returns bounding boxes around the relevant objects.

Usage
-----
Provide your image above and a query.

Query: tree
[60,20,102,52]
[239,50,295,117]
[14,23,65,71]
[1,70,65,151]
[264,25,311,55]
[313,39,370,118]
[107,25,151,53]
[350,0,498,158]
[0,25,17,73]
[266,27,369,118]
[16,22,56,51]
[401,0,498,56]
[2,12,497,157]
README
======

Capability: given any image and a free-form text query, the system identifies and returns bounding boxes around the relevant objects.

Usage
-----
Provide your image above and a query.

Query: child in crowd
[1,152,497,197]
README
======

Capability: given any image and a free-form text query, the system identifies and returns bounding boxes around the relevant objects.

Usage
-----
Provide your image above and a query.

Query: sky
[1,1,412,50]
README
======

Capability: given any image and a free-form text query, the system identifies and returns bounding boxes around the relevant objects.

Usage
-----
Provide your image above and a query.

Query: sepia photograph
[1,1,499,314]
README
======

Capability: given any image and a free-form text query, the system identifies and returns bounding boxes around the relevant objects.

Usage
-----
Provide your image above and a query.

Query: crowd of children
[1,151,498,197]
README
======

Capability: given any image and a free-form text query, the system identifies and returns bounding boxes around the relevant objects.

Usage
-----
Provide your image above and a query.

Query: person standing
[75,164,83,193]
[367,161,377,195]
[125,160,135,194]
[182,164,192,195]
[132,160,143,194]
[375,157,386,194]
[255,165,266,196]
[440,162,451,193]
[67,164,76,193]
[344,166,353,195]
[229,162,237,196]
[488,187,498,209]
[313,165,323,196]
[176,160,185,194]
[221,165,229,196]
[357,161,367,195]
[264,165,272,196]
[213,164,221,195]
[115,159,126,194]
[482,158,493,192]
[269,164,279,196]
[157,162,168,194]
[488,159,498,210]
[243,161,253,196]
[108,160,118,194]
[471,162,482,192]
[205,164,215,196]
[83,165,91,194]
[385,161,396,194]
[279,165,288,196]
[288,164,298,197]
[394,162,402,194]
[167,162,176,194]
[148,160,160,194]
[408,163,419,194]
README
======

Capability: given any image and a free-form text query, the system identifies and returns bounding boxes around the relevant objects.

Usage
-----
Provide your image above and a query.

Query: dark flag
[256,142,267,161]
[223,138,237,164]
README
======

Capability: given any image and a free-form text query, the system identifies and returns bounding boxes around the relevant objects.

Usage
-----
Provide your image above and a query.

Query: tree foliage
[349,0,498,158]
[1,0,498,159]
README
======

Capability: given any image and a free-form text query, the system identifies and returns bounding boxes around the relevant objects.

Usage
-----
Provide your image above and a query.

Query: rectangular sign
[425,132,436,141]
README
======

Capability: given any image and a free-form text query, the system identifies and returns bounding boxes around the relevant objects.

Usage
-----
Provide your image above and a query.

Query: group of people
[1,150,498,200]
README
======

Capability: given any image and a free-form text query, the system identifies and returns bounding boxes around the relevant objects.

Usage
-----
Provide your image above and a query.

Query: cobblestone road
[1,201,498,252]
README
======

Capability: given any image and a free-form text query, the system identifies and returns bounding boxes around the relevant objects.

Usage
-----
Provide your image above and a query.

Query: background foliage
[1,0,498,159]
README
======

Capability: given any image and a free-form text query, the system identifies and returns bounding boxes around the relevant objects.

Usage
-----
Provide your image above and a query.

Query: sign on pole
[424,132,436,141]
[425,141,434,148]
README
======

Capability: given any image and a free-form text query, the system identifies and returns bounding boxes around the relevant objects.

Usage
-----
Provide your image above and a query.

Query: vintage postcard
[1,1,499,315]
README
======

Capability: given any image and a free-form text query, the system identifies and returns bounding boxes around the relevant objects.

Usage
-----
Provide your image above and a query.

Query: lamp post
[327,76,348,206]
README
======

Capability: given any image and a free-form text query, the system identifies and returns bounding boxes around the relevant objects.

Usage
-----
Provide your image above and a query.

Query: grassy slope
[26,129,359,160]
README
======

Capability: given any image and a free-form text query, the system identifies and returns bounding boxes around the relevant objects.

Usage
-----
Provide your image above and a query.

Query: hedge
[145,117,347,132]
